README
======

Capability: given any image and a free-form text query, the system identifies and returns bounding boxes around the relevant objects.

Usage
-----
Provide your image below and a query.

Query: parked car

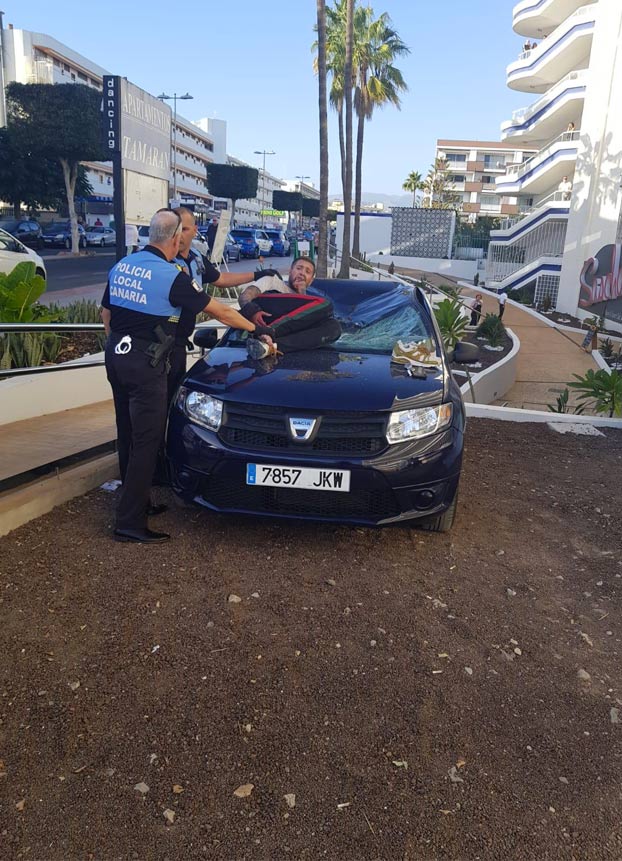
[0,218,43,250]
[137,225,150,249]
[191,231,209,258]
[41,221,87,249]
[167,278,466,532]
[0,227,46,281]
[229,227,273,259]
[85,225,116,247]
[224,234,242,262]
[264,229,290,257]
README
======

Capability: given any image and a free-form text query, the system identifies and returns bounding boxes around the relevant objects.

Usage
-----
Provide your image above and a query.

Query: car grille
[219,402,388,457]
[199,476,400,522]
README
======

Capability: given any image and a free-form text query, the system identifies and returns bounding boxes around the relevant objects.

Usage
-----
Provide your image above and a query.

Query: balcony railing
[508,5,596,79]
[509,70,584,122]
[497,190,569,230]
[505,129,579,179]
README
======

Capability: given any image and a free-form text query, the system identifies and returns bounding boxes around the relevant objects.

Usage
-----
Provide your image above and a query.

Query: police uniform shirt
[173,249,222,344]
[101,246,210,341]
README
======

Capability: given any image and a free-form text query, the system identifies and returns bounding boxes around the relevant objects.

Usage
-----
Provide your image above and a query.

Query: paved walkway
[0,401,115,483]
[461,289,598,410]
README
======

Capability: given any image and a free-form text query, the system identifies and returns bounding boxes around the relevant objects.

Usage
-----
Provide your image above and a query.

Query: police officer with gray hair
[101,208,274,544]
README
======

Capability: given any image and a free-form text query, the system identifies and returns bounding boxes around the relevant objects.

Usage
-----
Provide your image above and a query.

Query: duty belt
[108,328,174,368]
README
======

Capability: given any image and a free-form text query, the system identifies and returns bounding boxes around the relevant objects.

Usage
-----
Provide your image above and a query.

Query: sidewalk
[462,288,598,410]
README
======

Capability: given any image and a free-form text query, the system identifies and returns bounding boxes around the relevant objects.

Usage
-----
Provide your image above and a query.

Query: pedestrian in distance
[497,290,507,320]
[100,209,276,544]
[470,293,483,327]
[206,217,219,257]
[125,222,139,254]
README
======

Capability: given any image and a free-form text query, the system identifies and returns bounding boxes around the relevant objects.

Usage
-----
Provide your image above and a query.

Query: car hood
[184,347,446,412]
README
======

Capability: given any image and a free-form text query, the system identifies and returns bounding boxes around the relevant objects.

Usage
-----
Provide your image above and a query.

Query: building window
[446,153,466,163]
[450,175,465,183]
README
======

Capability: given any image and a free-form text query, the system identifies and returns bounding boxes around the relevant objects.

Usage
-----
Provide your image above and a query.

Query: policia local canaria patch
[109,261,153,306]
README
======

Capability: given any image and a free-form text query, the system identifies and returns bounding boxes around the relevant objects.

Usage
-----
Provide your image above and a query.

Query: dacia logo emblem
[288,417,317,442]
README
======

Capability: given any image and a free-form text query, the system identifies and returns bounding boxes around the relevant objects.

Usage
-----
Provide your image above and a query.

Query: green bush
[547,388,585,415]
[567,369,622,418]
[476,313,506,349]
[434,298,468,350]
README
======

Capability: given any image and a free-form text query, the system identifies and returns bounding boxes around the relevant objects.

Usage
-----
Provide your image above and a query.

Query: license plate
[246,463,350,492]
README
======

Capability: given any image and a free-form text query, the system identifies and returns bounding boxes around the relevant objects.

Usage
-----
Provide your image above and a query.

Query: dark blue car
[167,279,465,531]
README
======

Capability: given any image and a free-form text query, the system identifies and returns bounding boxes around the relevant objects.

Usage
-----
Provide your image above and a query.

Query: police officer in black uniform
[101,209,274,544]
[169,206,280,400]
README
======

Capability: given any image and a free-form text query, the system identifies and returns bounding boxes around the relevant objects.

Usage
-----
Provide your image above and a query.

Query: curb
[465,402,622,427]
[459,328,520,404]
[0,452,118,537]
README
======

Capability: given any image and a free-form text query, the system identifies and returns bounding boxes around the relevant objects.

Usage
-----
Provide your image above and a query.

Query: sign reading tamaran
[580,243,622,322]
[102,76,172,182]
[109,261,152,305]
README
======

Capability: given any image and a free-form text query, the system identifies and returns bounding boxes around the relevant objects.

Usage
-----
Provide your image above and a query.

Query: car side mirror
[194,328,219,351]
[453,340,480,363]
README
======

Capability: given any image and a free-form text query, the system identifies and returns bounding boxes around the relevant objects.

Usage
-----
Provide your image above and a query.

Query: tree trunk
[337,0,354,280]
[316,0,329,278]
[60,158,80,254]
[412,191,416,208]
[351,109,365,260]
[230,198,237,227]
[337,107,346,199]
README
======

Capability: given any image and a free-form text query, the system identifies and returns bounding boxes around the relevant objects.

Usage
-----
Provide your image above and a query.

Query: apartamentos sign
[102,76,171,182]
[579,243,622,322]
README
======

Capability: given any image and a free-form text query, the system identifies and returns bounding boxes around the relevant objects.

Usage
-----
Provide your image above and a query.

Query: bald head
[147,209,182,260]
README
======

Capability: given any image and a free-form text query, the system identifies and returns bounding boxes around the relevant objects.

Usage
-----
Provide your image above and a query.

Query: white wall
[557,1,622,316]
[336,212,393,255]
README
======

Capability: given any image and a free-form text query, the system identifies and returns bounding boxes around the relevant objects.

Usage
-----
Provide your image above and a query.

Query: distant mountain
[328,192,413,208]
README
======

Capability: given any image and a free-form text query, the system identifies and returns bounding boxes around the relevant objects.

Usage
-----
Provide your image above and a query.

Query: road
[39,247,295,306]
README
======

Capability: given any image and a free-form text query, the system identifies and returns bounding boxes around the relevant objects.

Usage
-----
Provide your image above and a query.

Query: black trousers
[255,293,342,353]
[276,318,342,352]
[105,339,169,530]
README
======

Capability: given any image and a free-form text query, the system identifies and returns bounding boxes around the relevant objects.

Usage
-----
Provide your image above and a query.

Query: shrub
[540,294,553,312]
[600,338,614,359]
[434,298,468,350]
[567,369,622,417]
[547,388,585,415]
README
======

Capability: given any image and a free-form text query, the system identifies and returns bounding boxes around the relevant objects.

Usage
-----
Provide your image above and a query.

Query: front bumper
[167,414,463,526]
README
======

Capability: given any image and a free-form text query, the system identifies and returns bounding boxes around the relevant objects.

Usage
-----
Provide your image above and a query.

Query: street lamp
[295,176,311,230]
[254,149,275,226]
[157,91,193,203]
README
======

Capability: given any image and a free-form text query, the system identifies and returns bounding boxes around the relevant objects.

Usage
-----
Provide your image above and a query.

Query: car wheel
[254,246,260,259]
[35,267,46,282]
[419,491,458,533]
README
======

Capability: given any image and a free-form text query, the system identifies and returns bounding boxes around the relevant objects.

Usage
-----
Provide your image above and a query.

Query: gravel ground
[1,418,622,861]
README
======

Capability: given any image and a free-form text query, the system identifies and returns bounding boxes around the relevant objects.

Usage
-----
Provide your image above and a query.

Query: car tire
[100,238,105,247]
[419,491,458,533]
[254,246,260,259]
[35,267,46,282]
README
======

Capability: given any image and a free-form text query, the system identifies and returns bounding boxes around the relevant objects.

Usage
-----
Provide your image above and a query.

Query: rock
[559,776,569,784]
[15,799,25,811]
[464,667,473,676]
[284,793,296,808]
[228,594,242,604]
[577,669,591,682]
[68,681,81,691]
[496,550,505,556]
[233,783,254,798]
[206,621,214,628]
[134,782,149,795]
[163,808,176,825]
[172,784,184,794]
[448,766,464,784]
[326,579,337,587]
[610,707,620,725]
[370,640,377,647]
[514,647,522,656]
[251,592,260,599]
[506,588,517,597]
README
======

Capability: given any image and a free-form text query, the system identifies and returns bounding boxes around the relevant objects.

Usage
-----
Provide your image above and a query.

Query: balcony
[512,0,597,38]
[506,5,596,93]
[495,130,579,195]
[501,69,587,144]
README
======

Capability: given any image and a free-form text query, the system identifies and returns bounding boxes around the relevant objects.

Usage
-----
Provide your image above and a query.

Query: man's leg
[114,353,169,531]
[105,348,131,482]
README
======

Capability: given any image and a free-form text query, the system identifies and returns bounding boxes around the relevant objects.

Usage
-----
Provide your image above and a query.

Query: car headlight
[177,387,223,431]
[387,403,453,444]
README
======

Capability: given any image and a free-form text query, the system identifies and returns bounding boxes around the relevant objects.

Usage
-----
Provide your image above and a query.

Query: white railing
[509,70,584,125]
[487,218,568,283]
[509,5,596,72]
[497,191,568,230]
[505,129,579,178]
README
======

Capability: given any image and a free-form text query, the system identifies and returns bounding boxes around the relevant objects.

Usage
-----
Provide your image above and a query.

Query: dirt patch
[450,331,513,377]
[1,419,622,860]
[54,333,105,364]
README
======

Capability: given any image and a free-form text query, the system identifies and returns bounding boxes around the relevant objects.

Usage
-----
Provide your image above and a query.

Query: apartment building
[0,25,220,221]
[485,0,621,325]
[434,140,537,218]
[225,155,286,227]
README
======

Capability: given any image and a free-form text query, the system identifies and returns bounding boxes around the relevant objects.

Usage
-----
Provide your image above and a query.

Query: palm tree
[337,0,354,279]
[423,157,459,209]
[402,170,425,207]
[316,0,329,277]
[323,1,348,198]
[351,10,409,259]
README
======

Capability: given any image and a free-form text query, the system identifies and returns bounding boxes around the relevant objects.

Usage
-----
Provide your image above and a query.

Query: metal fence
[0,323,105,378]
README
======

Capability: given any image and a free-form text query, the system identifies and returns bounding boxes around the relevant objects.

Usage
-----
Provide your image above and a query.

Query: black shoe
[147,502,168,517]
[113,528,170,544]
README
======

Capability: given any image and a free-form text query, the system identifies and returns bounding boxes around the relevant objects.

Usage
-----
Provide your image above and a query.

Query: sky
[7,1,527,197]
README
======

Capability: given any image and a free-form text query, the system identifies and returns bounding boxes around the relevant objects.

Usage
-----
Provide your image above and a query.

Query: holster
[145,325,175,368]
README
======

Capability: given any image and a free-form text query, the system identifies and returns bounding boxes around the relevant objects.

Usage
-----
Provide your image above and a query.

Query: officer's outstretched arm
[203,297,257,333]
